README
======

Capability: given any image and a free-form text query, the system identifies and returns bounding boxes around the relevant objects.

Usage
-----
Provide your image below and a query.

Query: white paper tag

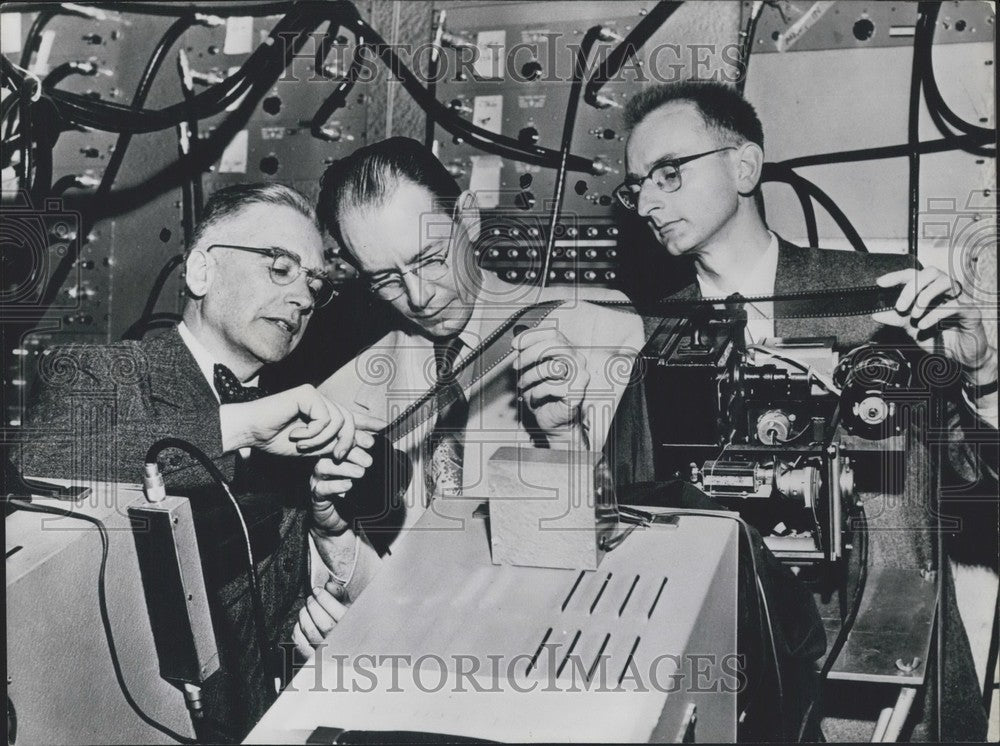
[474,30,505,80]
[224,16,254,55]
[472,95,503,135]
[469,155,502,209]
[217,129,249,173]
[775,1,835,52]
[1,12,22,53]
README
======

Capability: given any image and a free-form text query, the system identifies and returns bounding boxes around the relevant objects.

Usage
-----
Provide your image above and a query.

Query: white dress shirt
[696,231,780,343]
[177,320,256,457]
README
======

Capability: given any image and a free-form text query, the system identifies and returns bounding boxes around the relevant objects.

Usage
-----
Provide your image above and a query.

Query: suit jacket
[319,275,646,554]
[17,326,311,741]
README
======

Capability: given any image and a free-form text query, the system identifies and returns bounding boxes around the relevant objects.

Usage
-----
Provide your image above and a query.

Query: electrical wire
[583,1,683,108]
[916,2,995,141]
[38,12,195,310]
[906,7,922,258]
[349,15,598,173]
[761,162,869,252]
[144,437,277,693]
[122,254,186,341]
[539,26,603,293]
[819,504,869,680]
[736,1,764,95]
[653,507,786,740]
[6,498,197,744]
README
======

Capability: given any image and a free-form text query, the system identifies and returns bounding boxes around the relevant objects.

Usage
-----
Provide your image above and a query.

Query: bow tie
[214,364,268,404]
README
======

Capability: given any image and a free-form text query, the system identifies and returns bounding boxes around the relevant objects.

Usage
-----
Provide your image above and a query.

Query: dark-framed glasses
[613,147,736,211]
[365,199,465,302]
[206,244,336,307]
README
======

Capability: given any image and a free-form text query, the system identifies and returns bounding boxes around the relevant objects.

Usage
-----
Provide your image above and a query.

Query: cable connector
[142,462,167,503]
[193,13,225,28]
[597,27,624,43]
[182,683,204,719]
[593,94,622,109]
[61,3,131,25]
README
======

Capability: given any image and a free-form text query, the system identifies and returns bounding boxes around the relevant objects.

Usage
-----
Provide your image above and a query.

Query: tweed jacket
[17,326,312,740]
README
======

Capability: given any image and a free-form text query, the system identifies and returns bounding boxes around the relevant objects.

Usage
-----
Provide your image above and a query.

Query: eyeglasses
[206,244,336,307]
[364,200,465,302]
[613,147,736,211]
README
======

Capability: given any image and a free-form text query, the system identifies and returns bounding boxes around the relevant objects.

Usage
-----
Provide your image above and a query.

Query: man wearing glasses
[18,183,377,739]
[616,81,996,741]
[290,137,644,657]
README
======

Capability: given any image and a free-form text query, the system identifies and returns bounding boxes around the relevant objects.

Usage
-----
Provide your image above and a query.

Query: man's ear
[184,249,213,298]
[735,141,764,196]
[456,189,481,243]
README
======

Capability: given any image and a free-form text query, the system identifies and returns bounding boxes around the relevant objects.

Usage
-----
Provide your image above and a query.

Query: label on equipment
[224,17,254,55]
[474,30,506,80]
[472,95,504,134]
[218,129,248,173]
[775,1,836,52]
[518,95,546,109]
[1,12,21,53]
[469,155,502,209]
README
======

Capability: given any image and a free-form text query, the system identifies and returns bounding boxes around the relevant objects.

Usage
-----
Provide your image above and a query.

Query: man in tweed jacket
[17,183,375,741]
[613,81,997,741]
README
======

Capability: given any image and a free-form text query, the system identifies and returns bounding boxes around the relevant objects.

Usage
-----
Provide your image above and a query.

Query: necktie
[213,363,267,491]
[214,363,267,404]
[425,337,468,498]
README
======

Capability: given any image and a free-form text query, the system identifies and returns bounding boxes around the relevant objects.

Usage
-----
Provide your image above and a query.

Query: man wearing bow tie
[17,182,376,740]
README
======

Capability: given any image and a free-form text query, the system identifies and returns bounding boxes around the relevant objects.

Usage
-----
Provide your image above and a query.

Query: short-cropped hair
[317,137,461,251]
[623,80,764,150]
[190,182,317,249]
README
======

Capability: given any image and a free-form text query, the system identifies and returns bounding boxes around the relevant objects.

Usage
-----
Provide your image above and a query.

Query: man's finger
[354,430,376,449]
[314,587,348,622]
[312,478,355,496]
[292,624,314,660]
[916,301,964,331]
[330,402,355,460]
[314,456,367,478]
[894,267,941,314]
[353,411,388,433]
[876,268,920,288]
[912,274,957,318]
[298,603,323,645]
[305,594,336,636]
[871,310,910,330]
[344,445,373,468]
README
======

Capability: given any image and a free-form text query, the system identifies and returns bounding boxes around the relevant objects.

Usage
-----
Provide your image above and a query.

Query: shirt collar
[177,321,258,403]
[697,231,780,299]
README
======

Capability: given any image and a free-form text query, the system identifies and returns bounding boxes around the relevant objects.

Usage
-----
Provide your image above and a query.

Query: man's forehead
[626,100,712,170]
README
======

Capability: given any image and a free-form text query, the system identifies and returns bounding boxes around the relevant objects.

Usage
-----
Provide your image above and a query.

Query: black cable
[0,1,300,16]
[38,13,195,311]
[736,2,763,96]
[916,2,995,140]
[122,255,186,341]
[6,498,197,744]
[787,176,819,248]
[776,133,994,170]
[762,163,869,252]
[17,72,34,194]
[907,7,923,257]
[351,16,599,173]
[541,26,603,289]
[50,173,84,195]
[144,438,277,694]
[584,1,683,108]
[310,28,366,142]
[652,507,785,740]
[820,504,868,679]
